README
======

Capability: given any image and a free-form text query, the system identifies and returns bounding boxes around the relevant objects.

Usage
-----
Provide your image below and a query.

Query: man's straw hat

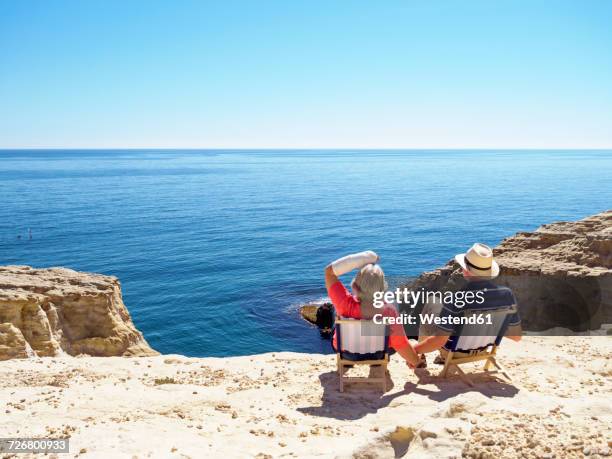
[455,243,499,278]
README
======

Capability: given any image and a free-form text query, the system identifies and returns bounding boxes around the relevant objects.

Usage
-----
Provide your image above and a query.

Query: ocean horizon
[1,149,611,357]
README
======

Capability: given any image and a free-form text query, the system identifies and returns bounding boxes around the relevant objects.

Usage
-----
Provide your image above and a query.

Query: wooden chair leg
[381,363,388,392]
[338,355,346,392]
[490,357,512,382]
[454,365,474,387]
[441,351,453,377]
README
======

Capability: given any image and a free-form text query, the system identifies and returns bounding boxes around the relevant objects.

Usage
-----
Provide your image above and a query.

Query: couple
[324,244,522,369]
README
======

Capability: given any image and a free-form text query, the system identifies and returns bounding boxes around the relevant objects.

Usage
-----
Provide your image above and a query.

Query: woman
[324,250,419,367]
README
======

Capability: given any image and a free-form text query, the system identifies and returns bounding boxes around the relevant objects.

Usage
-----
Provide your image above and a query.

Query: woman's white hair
[351,263,388,307]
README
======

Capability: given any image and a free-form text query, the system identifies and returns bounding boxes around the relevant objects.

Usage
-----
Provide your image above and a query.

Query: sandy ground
[0,337,611,459]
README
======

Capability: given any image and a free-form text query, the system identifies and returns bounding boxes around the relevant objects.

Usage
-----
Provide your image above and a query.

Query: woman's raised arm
[324,265,339,290]
[325,250,379,289]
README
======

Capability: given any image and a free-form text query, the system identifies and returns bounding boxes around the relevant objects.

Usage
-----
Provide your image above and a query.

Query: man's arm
[413,335,449,354]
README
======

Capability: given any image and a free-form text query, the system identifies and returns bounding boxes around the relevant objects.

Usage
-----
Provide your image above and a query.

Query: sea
[1,149,610,356]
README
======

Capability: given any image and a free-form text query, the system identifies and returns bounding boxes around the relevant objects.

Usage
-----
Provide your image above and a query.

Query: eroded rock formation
[404,210,612,331]
[0,266,158,360]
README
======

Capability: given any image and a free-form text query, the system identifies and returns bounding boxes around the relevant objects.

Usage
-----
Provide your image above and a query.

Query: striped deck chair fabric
[444,305,516,352]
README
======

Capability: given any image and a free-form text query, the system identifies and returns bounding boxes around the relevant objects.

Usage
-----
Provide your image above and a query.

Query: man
[413,243,522,358]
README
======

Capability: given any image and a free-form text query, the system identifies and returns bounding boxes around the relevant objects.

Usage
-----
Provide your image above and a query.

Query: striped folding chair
[439,305,516,386]
[335,318,389,392]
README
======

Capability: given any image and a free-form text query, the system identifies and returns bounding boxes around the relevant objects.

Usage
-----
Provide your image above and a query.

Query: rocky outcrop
[0,323,33,359]
[404,211,612,331]
[0,266,158,360]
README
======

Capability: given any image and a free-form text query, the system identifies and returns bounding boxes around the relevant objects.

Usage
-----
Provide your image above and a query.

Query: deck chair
[439,305,516,387]
[335,318,389,392]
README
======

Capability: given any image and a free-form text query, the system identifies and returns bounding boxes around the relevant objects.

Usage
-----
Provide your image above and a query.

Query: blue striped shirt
[436,280,521,334]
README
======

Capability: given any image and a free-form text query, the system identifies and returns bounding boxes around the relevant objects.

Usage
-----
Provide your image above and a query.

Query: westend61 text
[373,313,494,326]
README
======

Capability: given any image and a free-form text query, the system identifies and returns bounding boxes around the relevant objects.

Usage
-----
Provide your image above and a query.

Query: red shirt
[327,280,409,351]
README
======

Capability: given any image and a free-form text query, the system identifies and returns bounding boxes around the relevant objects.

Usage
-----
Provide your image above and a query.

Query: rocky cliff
[0,266,157,360]
[403,210,612,331]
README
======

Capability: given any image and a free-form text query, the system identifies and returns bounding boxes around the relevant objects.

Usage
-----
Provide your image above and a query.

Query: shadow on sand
[296,367,519,421]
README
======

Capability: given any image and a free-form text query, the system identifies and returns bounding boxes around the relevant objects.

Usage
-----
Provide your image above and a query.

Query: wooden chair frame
[334,319,389,392]
[439,344,512,387]
[336,353,389,392]
[437,304,517,387]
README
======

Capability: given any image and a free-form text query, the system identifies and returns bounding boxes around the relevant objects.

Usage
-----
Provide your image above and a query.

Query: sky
[0,0,611,149]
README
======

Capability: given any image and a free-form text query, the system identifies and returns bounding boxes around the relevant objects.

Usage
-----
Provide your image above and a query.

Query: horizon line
[1,147,612,151]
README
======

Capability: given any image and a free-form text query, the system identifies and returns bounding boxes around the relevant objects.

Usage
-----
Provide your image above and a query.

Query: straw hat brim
[455,254,500,278]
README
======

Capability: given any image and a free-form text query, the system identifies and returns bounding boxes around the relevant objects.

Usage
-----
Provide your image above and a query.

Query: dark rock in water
[300,304,319,324]
[300,302,334,338]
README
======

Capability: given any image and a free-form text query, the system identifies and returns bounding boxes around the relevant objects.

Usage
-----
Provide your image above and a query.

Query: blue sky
[1,0,611,148]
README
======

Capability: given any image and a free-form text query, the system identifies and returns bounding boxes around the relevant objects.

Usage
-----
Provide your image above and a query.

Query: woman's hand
[396,341,420,369]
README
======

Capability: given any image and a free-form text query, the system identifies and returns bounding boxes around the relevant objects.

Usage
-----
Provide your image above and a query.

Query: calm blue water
[1,150,610,356]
